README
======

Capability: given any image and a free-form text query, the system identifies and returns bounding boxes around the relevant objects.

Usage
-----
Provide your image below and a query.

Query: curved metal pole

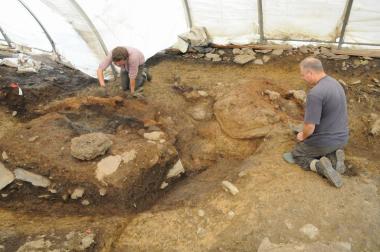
[257,0,265,43]
[69,0,117,79]
[17,0,60,60]
[338,0,354,49]
[182,0,193,28]
[0,26,13,48]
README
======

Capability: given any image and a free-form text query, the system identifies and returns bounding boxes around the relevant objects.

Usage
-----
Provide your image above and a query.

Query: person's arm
[97,68,106,87]
[129,78,136,94]
[297,123,315,141]
[97,54,112,87]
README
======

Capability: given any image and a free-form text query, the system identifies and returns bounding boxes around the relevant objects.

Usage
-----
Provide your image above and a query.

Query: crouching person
[97,46,151,95]
[283,57,349,188]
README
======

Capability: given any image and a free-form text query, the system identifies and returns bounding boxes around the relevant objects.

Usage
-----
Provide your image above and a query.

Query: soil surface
[0,48,379,252]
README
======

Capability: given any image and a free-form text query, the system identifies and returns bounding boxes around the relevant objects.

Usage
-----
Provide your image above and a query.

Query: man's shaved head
[300,57,324,73]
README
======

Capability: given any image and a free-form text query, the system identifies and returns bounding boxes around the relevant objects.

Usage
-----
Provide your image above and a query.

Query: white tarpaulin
[0,0,379,77]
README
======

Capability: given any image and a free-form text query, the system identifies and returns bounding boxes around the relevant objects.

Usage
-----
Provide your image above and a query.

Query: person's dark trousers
[291,142,345,170]
[120,65,145,91]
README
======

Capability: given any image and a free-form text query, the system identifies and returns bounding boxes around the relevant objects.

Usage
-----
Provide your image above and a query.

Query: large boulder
[71,132,113,160]
[214,82,280,139]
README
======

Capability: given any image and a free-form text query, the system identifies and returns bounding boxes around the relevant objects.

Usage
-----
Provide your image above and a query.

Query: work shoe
[335,149,346,174]
[316,157,343,188]
[283,152,295,164]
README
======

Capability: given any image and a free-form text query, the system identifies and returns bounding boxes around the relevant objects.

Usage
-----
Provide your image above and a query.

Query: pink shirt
[98,47,145,79]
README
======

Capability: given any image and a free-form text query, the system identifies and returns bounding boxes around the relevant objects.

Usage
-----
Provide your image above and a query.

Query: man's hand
[297,132,305,141]
[296,123,316,142]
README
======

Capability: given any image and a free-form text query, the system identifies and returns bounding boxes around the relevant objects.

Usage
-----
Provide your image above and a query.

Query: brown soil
[0,50,379,251]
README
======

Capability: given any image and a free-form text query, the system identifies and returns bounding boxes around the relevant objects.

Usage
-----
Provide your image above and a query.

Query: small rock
[99,188,107,196]
[198,90,208,97]
[80,233,95,250]
[370,119,380,136]
[271,49,283,56]
[14,168,50,188]
[160,181,168,189]
[71,187,85,199]
[233,54,255,65]
[217,50,225,55]
[0,162,14,190]
[263,55,271,63]
[222,180,239,195]
[121,149,137,163]
[332,242,352,251]
[12,111,17,117]
[264,90,280,101]
[232,48,242,55]
[350,80,361,85]
[81,199,90,206]
[227,211,235,219]
[2,193,8,198]
[241,48,256,56]
[284,219,293,229]
[196,227,207,237]
[255,49,272,54]
[289,89,306,103]
[205,53,221,62]
[38,194,50,199]
[48,188,57,194]
[372,77,379,83]
[28,136,39,142]
[166,159,185,179]
[1,151,8,161]
[198,209,205,217]
[143,131,165,141]
[159,139,166,143]
[16,238,52,251]
[300,223,319,239]
[96,155,122,182]
[254,59,264,65]
[238,170,248,177]
[299,46,310,54]
[62,194,69,201]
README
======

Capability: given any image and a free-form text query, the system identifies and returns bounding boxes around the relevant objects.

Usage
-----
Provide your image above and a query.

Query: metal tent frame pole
[338,0,354,49]
[257,0,265,43]
[69,0,117,79]
[0,26,13,48]
[182,0,193,29]
[265,38,380,47]
[18,0,60,60]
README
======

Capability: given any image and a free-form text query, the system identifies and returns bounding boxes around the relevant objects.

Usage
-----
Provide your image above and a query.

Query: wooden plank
[210,43,293,50]
[331,48,380,58]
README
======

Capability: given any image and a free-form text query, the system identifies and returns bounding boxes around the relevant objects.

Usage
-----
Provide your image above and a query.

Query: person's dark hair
[112,47,129,62]
[300,57,324,72]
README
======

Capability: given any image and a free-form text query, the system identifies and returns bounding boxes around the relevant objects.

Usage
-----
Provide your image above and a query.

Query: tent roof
[1,0,379,76]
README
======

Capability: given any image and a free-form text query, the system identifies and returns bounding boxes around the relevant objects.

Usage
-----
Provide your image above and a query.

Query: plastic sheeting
[0,0,379,77]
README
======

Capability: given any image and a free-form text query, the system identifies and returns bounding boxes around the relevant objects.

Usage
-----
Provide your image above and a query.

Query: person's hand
[132,92,144,99]
[296,132,304,141]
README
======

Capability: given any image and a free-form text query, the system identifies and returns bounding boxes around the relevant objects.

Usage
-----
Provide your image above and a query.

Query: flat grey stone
[96,155,122,182]
[272,49,284,56]
[233,54,255,65]
[71,132,112,161]
[14,168,50,188]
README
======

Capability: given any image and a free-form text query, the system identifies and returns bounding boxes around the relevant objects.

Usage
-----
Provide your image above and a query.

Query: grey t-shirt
[304,75,349,147]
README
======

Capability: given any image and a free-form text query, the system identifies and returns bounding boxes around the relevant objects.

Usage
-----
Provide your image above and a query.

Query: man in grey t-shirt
[284,57,349,188]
